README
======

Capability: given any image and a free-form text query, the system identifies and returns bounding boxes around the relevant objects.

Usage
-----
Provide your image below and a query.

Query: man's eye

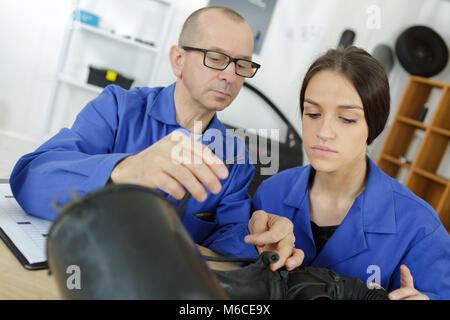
[306,113,320,119]
[237,61,251,69]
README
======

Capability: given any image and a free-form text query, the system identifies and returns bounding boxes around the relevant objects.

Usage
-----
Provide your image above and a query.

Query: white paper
[0,183,52,265]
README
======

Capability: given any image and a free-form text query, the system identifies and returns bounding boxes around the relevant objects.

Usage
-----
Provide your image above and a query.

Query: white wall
[0,0,449,164]
[0,0,73,140]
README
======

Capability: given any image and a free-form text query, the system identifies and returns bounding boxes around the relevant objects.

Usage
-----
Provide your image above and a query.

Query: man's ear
[169,45,184,79]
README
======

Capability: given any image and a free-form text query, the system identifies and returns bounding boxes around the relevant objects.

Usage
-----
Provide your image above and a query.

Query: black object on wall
[395,25,449,77]
[337,29,356,49]
[372,44,395,75]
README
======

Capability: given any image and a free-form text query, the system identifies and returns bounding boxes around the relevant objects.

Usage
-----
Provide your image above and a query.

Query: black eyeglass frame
[181,46,261,78]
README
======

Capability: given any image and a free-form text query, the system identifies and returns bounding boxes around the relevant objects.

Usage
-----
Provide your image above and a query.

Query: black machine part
[47,184,228,299]
[213,252,287,300]
[213,252,388,300]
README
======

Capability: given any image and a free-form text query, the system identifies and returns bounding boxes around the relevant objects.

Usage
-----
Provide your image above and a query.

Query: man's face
[180,12,254,112]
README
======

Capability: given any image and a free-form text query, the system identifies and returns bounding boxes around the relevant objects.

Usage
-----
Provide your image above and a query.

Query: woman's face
[302,70,369,173]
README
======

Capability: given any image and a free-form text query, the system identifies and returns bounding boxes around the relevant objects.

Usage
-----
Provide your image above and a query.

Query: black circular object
[395,25,448,77]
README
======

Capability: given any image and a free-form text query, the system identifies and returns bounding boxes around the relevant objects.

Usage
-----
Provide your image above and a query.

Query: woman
[252,47,450,299]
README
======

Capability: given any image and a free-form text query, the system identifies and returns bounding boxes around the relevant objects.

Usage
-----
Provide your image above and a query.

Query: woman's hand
[244,210,304,271]
[388,265,430,300]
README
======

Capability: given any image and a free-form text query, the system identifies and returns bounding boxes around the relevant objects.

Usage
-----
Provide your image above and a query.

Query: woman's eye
[306,113,320,119]
[340,117,356,124]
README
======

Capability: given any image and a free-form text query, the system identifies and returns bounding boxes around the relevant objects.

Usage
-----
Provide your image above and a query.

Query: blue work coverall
[253,157,450,299]
[10,83,258,258]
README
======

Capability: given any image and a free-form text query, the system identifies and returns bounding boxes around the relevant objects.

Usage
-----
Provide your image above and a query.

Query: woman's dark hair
[299,46,390,145]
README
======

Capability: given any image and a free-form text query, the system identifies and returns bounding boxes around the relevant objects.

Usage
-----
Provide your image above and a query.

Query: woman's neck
[308,155,369,226]
[309,155,369,203]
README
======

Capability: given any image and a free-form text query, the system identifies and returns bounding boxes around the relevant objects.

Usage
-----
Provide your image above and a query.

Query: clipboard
[0,180,51,270]
[0,228,48,270]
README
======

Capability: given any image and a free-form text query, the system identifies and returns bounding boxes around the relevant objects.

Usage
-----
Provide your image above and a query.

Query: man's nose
[219,62,238,83]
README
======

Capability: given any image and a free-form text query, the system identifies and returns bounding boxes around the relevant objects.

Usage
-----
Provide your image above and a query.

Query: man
[10,7,303,271]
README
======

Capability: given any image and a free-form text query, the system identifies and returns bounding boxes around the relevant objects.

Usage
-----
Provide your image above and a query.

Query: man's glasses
[182,46,261,78]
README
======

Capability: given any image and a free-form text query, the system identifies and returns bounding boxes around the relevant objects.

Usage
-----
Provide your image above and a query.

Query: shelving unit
[377,75,450,231]
[44,0,174,135]
[58,72,102,94]
[74,22,160,53]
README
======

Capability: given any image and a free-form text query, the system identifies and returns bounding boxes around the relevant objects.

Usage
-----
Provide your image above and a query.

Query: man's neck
[173,81,215,134]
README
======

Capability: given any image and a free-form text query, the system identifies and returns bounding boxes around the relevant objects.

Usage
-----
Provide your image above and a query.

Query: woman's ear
[169,45,184,79]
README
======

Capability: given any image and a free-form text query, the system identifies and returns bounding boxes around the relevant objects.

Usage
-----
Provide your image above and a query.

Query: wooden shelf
[378,76,450,231]
[407,172,446,211]
[396,116,428,130]
[381,154,412,169]
[413,168,448,186]
[415,131,448,174]
[431,126,450,138]
[411,75,446,88]
[437,186,450,227]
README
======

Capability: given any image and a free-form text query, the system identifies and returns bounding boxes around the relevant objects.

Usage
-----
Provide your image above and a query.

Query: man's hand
[110,130,229,202]
[244,210,304,271]
[388,265,430,300]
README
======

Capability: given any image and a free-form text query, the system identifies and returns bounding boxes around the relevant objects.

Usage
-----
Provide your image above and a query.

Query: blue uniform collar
[283,157,397,267]
[284,156,397,235]
[147,82,226,135]
[360,157,397,234]
[147,82,178,125]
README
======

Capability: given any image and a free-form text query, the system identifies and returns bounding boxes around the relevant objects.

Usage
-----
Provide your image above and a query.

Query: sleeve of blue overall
[9,85,132,220]
[388,223,450,300]
[199,160,259,260]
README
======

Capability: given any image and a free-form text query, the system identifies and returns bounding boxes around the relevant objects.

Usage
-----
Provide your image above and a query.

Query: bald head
[178,6,249,46]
